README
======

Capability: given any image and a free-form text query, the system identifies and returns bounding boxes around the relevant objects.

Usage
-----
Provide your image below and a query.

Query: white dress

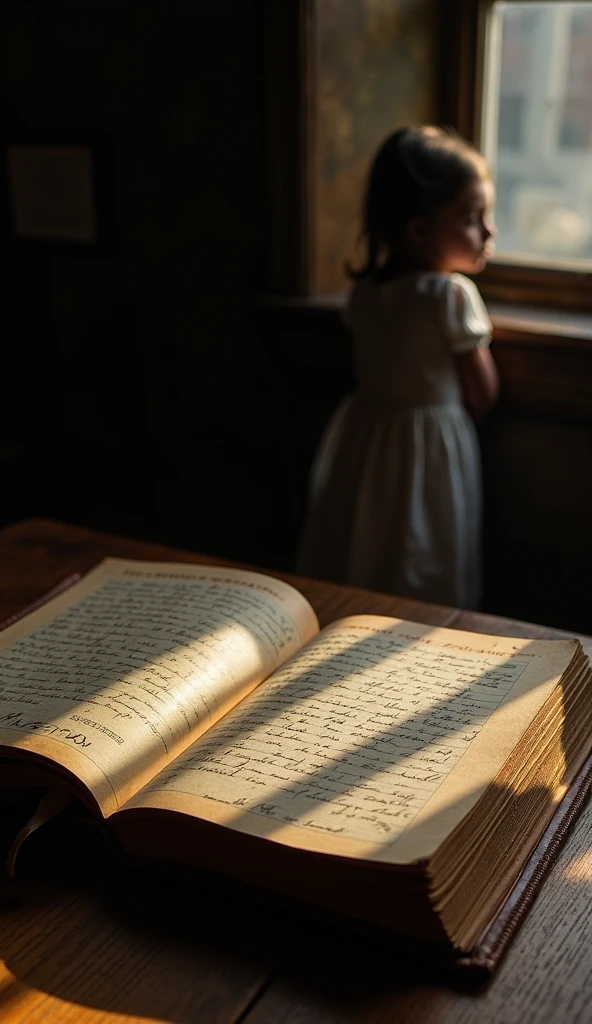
[296,271,493,609]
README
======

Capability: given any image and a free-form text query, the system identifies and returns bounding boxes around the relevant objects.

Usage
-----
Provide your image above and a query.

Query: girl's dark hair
[348,125,490,281]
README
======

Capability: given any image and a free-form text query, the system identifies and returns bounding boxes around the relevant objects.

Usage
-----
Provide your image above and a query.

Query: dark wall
[1,1,309,568]
[3,3,590,636]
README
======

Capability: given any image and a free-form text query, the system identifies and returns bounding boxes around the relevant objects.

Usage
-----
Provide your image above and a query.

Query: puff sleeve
[442,273,492,354]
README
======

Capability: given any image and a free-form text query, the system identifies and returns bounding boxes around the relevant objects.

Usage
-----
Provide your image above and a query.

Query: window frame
[441,0,592,313]
[264,0,316,296]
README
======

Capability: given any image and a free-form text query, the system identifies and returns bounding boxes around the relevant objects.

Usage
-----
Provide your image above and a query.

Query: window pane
[484,2,592,269]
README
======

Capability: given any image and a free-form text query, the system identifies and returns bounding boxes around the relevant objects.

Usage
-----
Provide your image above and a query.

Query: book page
[122,616,578,862]
[0,559,318,816]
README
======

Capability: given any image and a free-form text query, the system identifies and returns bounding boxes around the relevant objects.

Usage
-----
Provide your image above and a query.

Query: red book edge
[0,574,82,632]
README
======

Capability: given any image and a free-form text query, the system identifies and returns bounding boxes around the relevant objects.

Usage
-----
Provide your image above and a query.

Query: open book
[1,559,591,973]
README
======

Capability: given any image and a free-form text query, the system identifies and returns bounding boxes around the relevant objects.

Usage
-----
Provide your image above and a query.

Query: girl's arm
[455,347,499,424]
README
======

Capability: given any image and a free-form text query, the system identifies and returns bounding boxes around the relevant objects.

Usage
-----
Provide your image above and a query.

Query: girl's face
[408,177,497,275]
[429,177,497,274]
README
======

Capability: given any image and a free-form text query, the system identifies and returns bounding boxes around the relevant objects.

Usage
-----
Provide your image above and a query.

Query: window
[558,7,592,150]
[483,2,592,271]
[497,96,526,151]
[267,0,592,306]
[494,7,535,152]
[445,0,592,310]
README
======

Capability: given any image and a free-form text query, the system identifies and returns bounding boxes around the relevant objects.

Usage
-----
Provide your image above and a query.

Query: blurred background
[1,0,591,633]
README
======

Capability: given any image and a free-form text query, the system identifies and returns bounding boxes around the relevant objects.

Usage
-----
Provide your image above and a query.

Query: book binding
[459,750,592,977]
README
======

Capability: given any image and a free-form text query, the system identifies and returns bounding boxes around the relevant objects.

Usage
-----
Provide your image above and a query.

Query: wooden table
[1,518,592,1024]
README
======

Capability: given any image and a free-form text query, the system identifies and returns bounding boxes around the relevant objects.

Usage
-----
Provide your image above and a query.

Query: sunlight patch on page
[131,623,539,850]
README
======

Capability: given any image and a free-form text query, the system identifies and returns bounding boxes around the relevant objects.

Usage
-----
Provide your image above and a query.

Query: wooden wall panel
[492,332,592,424]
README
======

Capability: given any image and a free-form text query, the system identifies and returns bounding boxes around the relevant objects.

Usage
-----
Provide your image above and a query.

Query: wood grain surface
[1,518,591,1024]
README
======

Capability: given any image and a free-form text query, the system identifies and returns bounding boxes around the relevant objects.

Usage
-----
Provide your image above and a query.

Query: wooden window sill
[488,304,592,346]
[256,294,592,422]
[257,293,592,345]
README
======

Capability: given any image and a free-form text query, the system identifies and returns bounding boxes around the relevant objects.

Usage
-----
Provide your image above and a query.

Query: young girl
[297,125,499,609]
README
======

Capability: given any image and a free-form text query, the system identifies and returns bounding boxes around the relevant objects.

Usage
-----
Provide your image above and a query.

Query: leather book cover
[0,574,81,632]
[453,750,592,979]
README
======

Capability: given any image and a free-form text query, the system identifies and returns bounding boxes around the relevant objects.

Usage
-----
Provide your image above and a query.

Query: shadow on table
[1,776,590,1024]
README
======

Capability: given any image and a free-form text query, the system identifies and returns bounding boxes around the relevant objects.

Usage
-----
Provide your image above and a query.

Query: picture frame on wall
[5,142,105,246]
